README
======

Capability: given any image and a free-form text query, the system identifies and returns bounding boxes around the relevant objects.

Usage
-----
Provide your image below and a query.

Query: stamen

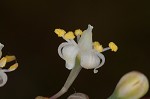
[64,31,75,40]
[93,41,103,52]
[54,29,66,37]
[0,57,7,68]
[75,29,82,36]
[109,42,118,52]
[5,55,16,62]
[8,63,18,71]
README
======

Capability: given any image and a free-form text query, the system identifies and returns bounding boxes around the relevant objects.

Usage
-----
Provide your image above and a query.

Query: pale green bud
[109,71,149,99]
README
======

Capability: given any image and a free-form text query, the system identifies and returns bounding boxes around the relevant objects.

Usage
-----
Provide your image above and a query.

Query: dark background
[0,0,150,99]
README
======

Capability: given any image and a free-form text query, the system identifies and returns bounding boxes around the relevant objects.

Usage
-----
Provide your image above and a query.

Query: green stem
[107,92,118,99]
[50,57,82,99]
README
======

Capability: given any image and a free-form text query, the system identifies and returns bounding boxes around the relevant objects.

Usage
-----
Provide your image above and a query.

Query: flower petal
[78,24,93,51]
[92,50,105,73]
[80,51,100,69]
[58,42,71,60]
[62,45,79,69]
[0,43,4,58]
[0,70,8,87]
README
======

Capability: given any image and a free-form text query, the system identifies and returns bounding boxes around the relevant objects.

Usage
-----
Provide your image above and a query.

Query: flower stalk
[50,56,82,99]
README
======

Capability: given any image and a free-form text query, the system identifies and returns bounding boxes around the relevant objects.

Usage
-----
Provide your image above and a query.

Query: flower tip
[0,43,4,50]
[88,24,93,30]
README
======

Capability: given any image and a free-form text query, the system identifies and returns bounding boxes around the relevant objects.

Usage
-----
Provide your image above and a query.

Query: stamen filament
[102,47,111,52]
[76,35,80,42]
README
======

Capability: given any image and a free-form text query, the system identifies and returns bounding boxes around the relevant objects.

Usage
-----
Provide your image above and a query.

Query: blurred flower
[109,71,149,99]
[35,96,49,99]
[0,43,18,87]
[67,93,89,99]
[55,24,118,73]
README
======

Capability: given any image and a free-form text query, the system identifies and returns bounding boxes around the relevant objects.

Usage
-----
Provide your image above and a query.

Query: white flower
[54,25,118,73]
[0,43,18,87]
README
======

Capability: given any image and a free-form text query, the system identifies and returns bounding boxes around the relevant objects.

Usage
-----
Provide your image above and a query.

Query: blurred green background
[0,0,150,99]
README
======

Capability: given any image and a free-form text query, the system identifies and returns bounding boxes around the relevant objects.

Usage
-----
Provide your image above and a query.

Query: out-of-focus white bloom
[54,25,118,73]
[109,71,149,99]
[0,43,18,87]
[67,93,89,99]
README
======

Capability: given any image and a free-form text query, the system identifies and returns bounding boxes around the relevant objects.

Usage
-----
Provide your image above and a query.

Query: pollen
[64,31,75,39]
[109,42,118,52]
[5,55,16,62]
[0,57,7,68]
[75,29,82,36]
[54,29,66,37]
[93,41,103,52]
[8,63,18,71]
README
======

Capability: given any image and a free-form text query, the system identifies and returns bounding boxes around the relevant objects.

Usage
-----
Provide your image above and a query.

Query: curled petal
[62,45,79,70]
[93,51,105,73]
[0,70,8,87]
[58,42,72,60]
[80,51,100,70]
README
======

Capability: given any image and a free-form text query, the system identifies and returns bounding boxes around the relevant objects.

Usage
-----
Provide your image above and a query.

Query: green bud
[109,71,149,99]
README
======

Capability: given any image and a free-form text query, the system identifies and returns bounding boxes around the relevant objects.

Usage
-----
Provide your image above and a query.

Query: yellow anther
[54,29,66,37]
[0,57,7,68]
[64,31,75,39]
[109,42,118,52]
[5,55,16,62]
[93,41,103,52]
[8,63,18,71]
[75,29,82,36]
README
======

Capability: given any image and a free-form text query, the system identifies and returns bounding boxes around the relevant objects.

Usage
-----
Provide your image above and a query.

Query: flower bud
[109,71,149,99]
[67,93,89,99]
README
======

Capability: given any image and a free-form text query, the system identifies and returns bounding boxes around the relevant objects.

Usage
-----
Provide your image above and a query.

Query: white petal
[62,45,79,70]
[93,51,105,73]
[0,43,4,58]
[58,42,71,60]
[0,70,8,87]
[78,24,93,51]
[80,51,100,69]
